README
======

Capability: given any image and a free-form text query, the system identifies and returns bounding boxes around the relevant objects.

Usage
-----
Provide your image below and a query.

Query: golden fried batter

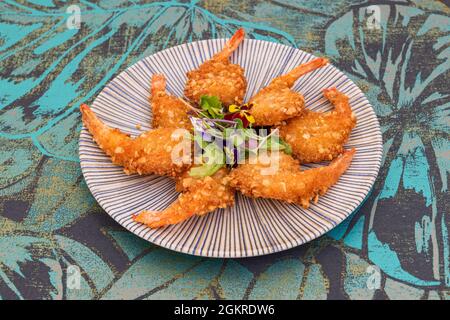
[133,168,234,228]
[279,88,356,163]
[249,57,328,126]
[151,74,192,130]
[81,104,191,177]
[229,149,355,208]
[184,28,247,106]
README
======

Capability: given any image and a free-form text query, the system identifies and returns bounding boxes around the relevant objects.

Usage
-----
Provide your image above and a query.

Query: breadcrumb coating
[184,28,247,106]
[229,149,355,208]
[81,104,191,177]
[249,57,328,126]
[279,88,356,163]
[133,168,235,228]
[150,74,192,130]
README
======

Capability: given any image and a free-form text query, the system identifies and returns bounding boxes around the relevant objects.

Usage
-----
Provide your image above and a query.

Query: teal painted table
[0,0,448,300]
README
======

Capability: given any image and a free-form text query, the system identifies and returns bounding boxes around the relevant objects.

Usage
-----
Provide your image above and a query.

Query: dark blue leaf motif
[1,155,96,233]
[147,258,223,299]
[0,235,63,299]
[55,235,114,296]
[324,2,449,287]
[105,230,150,261]
[0,3,309,298]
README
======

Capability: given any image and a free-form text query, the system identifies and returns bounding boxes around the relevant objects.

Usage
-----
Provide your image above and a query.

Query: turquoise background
[0,0,448,299]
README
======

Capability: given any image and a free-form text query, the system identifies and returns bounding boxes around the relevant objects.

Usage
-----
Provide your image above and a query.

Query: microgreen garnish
[189,143,226,177]
[199,95,224,119]
[188,96,292,177]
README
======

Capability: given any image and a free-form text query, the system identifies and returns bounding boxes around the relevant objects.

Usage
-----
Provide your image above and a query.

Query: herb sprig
[188,95,292,177]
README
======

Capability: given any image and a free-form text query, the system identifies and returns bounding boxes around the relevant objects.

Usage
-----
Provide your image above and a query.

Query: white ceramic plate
[79,38,382,258]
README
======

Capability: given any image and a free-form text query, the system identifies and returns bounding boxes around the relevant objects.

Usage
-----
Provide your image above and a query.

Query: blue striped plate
[79,39,383,258]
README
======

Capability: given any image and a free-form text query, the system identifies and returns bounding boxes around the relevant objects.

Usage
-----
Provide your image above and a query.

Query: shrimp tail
[323,87,353,115]
[80,104,130,164]
[133,169,235,228]
[297,148,355,207]
[214,28,245,60]
[133,188,233,228]
[281,57,329,87]
[133,201,195,229]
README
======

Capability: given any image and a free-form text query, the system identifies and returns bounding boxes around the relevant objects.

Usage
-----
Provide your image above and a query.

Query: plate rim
[79,38,383,258]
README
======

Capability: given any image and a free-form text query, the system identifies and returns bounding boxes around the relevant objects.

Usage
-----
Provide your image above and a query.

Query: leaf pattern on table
[0,235,62,299]
[147,259,223,300]
[300,264,328,300]
[0,0,296,163]
[100,248,204,300]
[384,277,425,300]
[55,235,114,294]
[19,158,94,233]
[0,138,42,192]
[323,2,449,287]
[249,259,305,300]
[105,229,150,261]
[217,260,253,299]
[0,0,449,299]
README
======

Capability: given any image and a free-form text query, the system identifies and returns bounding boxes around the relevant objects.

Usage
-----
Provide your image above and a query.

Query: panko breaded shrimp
[229,149,355,208]
[133,168,234,228]
[279,88,356,163]
[150,74,192,130]
[185,28,247,106]
[80,104,191,177]
[249,57,329,126]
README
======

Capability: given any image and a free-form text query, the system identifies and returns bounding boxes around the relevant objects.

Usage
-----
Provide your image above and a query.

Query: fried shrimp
[229,148,355,208]
[249,57,329,126]
[80,104,191,177]
[184,28,247,106]
[279,88,356,163]
[150,74,192,130]
[133,168,234,228]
